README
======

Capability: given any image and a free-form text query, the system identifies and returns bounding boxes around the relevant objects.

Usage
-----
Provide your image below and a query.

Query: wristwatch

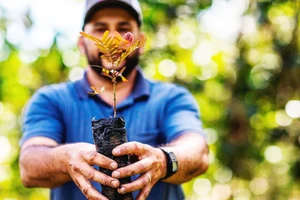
[159,147,178,179]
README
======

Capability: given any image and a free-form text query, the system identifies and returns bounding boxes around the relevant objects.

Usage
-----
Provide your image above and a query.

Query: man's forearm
[20,144,72,188]
[162,133,209,184]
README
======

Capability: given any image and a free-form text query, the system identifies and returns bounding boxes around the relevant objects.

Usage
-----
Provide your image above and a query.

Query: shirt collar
[131,67,150,100]
[74,67,150,100]
[74,71,91,99]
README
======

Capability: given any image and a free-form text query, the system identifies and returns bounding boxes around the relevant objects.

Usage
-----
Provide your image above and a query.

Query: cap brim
[84,1,141,27]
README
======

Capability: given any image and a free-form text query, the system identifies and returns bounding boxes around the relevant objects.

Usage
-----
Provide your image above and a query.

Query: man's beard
[85,46,139,80]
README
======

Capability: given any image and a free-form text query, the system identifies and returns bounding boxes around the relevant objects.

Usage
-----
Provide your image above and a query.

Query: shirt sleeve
[20,86,64,146]
[163,86,205,143]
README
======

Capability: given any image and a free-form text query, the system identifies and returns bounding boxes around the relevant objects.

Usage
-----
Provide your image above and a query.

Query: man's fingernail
[112,171,120,178]
[113,149,120,155]
[119,186,126,194]
[110,162,117,169]
[111,180,118,188]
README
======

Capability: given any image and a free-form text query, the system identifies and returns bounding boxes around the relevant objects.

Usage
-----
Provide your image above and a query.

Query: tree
[1,0,300,199]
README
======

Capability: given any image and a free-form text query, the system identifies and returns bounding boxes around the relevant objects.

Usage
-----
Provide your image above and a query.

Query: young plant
[80,30,146,117]
[80,30,146,200]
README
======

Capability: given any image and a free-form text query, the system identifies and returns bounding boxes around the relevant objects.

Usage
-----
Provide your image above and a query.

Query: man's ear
[77,36,86,55]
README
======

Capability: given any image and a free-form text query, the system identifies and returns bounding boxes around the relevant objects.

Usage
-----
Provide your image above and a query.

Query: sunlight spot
[176,5,193,18]
[152,26,168,49]
[176,63,187,80]
[0,44,11,61]
[144,62,156,78]
[178,30,196,49]
[193,178,211,195]
[0,165,12,183]
[241,15,257,34]
[285,100,300,118]
[275,110,292,127]
[264,145,282,163]
[261,53,280,70]
[198,0,249,42]
[274,163,289,175]
[212,183,232,200]
[6,21,26,46]
[272,16,294,33]
[233,188,251,200]
[249,177,269,195]
[214,167,233,183]
[193,41,216,66]
[205,128,218,144]
[28,25,55,49]
[69,67,84,82]
[1,111,17,131]
[196,61,218,80]
[18,67,33,86]
[158,59,177,77]
[209,150,215,164]
[63,50,80,67]
[57,34,77,51]
[0,136,11,163]
[19,50,40,63]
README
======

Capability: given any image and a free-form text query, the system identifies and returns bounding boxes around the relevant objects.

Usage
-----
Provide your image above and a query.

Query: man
[19,0,209,199]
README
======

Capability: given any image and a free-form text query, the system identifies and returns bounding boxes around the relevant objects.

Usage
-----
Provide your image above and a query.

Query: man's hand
[111,142,166,200]
[66,143,121,200]
[20,137,122,200]
[109,133,209,200]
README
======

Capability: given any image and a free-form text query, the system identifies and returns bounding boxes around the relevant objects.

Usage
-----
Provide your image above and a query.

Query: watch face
[159,147,178,178]
[172,161,178,172]
[169,152,178,172]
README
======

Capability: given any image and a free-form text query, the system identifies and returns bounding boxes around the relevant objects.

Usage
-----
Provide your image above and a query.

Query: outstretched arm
[110,132,209,199]
[20,136,120,200]
[160,132,209,184]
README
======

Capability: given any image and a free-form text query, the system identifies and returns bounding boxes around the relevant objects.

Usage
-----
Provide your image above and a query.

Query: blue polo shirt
[21,68,204,200]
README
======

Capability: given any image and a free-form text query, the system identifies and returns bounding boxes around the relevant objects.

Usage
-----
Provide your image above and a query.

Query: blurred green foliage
[1,0,300,199]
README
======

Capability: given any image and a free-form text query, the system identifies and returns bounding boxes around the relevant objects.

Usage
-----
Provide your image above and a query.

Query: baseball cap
[83,0,143,28]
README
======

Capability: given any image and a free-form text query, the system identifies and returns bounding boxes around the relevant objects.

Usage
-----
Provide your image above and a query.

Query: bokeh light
[158,59,177,77]
[285,100,300,118]
[214,167,233,183]
[193,178,212,195]
[63,50,81,67]
[233,188,251,200]
[264,145,282,163]
[0,136,12,163]
[205,128,218,145]
[212,183,231,200]
[177,30,196,49]
[193,41,216,66]
[275,110,293,127]
[1,0,300,199]
[69,67,84,82]
[249,178,269,195]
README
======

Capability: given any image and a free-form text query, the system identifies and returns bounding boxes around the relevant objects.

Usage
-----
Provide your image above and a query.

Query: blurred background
[0,0,300,199]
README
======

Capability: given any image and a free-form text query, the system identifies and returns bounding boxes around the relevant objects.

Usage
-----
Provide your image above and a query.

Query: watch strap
[159,147,178,179]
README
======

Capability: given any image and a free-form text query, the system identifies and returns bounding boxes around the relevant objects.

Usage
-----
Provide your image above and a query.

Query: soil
[92,117,133,200]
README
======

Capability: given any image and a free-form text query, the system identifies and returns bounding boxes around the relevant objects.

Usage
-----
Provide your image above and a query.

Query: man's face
[82,7,141,78]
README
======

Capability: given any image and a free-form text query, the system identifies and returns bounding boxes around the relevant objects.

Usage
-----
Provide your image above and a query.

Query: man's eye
[92,29,106,36]
[118,28,130,34]
[95,29,106,33]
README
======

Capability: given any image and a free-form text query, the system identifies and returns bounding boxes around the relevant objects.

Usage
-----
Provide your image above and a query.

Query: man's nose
[108,28,117,36]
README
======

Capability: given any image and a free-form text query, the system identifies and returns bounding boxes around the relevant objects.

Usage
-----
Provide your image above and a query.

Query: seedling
[80,30,146,200]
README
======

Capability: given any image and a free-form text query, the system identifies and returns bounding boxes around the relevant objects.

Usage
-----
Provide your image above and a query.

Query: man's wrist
[157,147,168,179]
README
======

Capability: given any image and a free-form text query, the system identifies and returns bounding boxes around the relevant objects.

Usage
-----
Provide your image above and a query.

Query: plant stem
[113,79,117,118]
